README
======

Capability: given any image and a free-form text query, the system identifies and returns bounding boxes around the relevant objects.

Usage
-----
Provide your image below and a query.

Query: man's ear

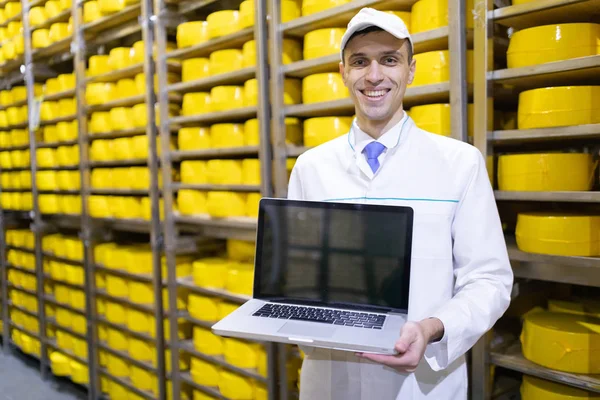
[407,59,416,85]
[339,61,348,88]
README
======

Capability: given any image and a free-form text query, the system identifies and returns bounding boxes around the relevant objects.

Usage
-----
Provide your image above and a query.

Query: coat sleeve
[424,147,514,371]
[287,156,305,200]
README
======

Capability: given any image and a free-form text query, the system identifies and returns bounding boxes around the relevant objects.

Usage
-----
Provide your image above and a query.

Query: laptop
[212,198,413,355]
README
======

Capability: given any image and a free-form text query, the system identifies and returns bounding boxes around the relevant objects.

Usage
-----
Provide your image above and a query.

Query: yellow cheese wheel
[549,299,600,319]
[302,73,348,103]
[57,73,75,91]
[244,78,301,106]
[207,10,240,39]
[87,55,110,76]
[70,361,89,385]
[50,352,71,377]
[110,107,135,131]
[227,239,255,262]
[83,1,101,23]
[518,86,600,129]
[508,23,600,68]
[108,381,129,399]
[181,92,211,116]
[177,21,209,48]
[48,22,69,42]
[193,326,223,356]
[193,258,230,289]
[411,0,474,33]
[178,190,207,215]
[178,127,211,150]
[191,358,220,386]
[516,213,600,256]
[304,116,352,147]
[210,49,243,75]
[115,78,137,98]
[498,153,593,192]
[32,29,51,49]
[58,98,76,116]
[239,0,254,28]
[304,28,345,60]
[219,371,255,399]
[188,294,220,321]
[181,160,208,184]
[410,104,451,136]
[206,159,243,184]
[131,365,157,394]
[85,82,116,105]
[211,86,244,112]
[182,58,210,82]
[108,47,133,71]
[5,2,22,18]
[302,0,349,16]
[242,159,260,185]
[521,310,600,374]
[521,375,600,400]
[106,354,130,377]
[207,192,247,217]
[30,7,48,26]
[210,123,245,148]
[226,262,254,295]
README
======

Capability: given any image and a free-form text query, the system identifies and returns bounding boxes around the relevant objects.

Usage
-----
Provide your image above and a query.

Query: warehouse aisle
[0,350,86,400]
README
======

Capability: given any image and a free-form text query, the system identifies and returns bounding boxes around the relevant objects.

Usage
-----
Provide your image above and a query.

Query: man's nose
[365,60,384,84]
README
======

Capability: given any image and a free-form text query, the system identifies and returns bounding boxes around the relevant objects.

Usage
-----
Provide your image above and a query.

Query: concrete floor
[0,347,87,400]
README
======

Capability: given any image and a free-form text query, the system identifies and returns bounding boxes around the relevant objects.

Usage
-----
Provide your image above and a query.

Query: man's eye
[353,59,365,66]
[384,57,397,64]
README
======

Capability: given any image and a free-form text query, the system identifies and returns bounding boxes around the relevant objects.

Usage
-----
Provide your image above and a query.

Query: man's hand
[355,318,444,373]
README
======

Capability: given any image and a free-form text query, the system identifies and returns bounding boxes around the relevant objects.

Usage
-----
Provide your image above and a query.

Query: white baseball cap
[339,7,413,62]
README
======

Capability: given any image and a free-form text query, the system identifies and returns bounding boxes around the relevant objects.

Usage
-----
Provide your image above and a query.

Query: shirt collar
[350,111,408,156]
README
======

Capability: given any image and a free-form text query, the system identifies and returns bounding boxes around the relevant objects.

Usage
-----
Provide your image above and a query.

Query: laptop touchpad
[278,322,336,338]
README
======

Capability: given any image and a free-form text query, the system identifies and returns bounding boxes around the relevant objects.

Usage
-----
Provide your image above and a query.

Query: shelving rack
[471,0,600,398]
[0,0,493,399]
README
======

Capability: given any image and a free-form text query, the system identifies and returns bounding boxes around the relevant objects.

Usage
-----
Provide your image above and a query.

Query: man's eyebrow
[349,50,403,59]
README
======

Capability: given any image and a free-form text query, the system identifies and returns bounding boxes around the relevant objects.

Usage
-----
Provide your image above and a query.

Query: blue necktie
[364,141,386,173]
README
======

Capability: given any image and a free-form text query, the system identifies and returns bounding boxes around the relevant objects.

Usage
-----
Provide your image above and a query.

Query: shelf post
[140,0,167,397]
[472,0,493,399]
[20,0,49,380]
[268,0,288,199]
[448,0,468,143]
[72,0,101,397]
[154,0,181,398]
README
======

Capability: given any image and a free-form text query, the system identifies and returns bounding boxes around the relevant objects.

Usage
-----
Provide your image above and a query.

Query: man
[287,8,513,400]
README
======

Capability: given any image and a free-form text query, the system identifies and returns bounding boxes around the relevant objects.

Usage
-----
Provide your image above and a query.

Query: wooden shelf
[175,214,257,241]
[169,68,256,93]
[490,55,600,91]
[177,276,250,305]
[282,0,415,37]
[173,183,260,193]
[87,127,146,141]
[87,61,180,84]
[170,107,257,126]
[171,146,259,162]
[491,343,600,393]
[167,28,254,60]
[506,237,600,287]
[285,82,452,117]
[494,191,600,203]
[489,124,600,144]
[490,0,600,30]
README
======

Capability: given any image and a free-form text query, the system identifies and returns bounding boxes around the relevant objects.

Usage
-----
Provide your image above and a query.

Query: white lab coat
[287,115,513,400]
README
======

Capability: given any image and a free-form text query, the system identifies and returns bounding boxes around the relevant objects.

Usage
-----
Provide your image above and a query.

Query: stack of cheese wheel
[521,307,600,397]
[187,239,303,399]
[5,228,43,359]
[94,242,192,399]
[0,18,24,62]
[42,233,89,370]
[506,24,600,130]
[176,157,262,218]
[0,84,37,212]
[515,213,600,256]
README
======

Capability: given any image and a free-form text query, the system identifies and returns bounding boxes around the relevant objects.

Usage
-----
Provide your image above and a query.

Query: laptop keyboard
[253,304,386,329]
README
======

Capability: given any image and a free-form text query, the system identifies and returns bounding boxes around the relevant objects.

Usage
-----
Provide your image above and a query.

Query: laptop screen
[254,199,413,314]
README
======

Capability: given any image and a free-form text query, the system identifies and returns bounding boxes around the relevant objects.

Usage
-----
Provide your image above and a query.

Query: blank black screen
[255,200,412,313]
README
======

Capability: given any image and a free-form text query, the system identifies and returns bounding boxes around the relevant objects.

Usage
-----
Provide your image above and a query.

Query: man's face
[340,31,416,123]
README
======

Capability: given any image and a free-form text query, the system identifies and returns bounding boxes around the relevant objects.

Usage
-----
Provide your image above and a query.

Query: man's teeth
[364,90,387,97]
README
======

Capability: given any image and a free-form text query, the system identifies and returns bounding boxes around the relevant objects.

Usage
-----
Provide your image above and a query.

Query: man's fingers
[357,351,419,371]
[395,324,418,353]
